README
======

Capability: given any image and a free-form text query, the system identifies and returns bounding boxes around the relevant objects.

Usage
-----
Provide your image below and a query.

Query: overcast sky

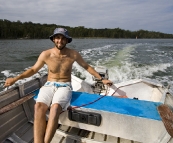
[0,0,173,34]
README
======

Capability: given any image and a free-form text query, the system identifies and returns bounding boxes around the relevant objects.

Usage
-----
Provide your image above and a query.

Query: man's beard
[55,43,66,50]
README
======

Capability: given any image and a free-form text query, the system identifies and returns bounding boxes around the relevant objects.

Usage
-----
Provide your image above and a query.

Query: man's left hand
[102,79,113,86]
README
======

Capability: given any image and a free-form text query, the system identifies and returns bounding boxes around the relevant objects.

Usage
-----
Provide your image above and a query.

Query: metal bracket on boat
[68,109,102,126]
[18,84,33,120]
[92,66,109,94]
[92,81,105,94]
[19,84,25,97]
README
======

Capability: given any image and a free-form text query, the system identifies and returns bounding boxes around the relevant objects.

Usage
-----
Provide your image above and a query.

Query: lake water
[0,39,173,92]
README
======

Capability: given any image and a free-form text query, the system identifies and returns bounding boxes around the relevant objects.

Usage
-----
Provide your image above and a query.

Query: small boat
[0,67,173,143]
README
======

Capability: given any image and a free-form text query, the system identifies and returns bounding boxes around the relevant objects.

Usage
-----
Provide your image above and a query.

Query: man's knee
[35,102,48,114]
[50,103,62,114]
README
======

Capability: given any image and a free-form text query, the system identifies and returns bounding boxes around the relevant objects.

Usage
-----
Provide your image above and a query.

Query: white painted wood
[56,129,116,143]
[119,138,131,143]
[93,132,105,142]
[51,133,64,143]
[106,135,118,143]
[168,138,173,143]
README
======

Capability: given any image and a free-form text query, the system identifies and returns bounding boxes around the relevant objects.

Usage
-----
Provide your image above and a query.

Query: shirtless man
[4,28,112,143]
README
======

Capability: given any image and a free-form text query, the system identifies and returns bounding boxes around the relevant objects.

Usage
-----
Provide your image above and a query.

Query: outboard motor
[92,66,109,94]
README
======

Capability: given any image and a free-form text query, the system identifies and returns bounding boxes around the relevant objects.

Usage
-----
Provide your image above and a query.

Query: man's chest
[46,56,74,72]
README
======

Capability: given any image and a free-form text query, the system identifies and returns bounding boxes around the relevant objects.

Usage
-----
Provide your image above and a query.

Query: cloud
[0,0,173,34]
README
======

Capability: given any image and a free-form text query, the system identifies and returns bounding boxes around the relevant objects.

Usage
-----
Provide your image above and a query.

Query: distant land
[0,19,173,39]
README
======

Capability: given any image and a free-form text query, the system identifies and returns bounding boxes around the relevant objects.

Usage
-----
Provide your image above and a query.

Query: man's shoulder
[43,48,53,53]
[67,47,78,53]
[66,47,78,55]
[66,47,74,51]
[40,48,52,57]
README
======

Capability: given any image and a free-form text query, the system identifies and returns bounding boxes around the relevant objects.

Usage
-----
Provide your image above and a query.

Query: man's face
[53,34,68,50]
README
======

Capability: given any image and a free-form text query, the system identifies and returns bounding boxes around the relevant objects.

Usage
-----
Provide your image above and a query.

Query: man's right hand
[4,78,16,87]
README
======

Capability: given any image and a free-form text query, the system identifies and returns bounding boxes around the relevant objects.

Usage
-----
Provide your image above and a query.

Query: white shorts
[36,81,72,110]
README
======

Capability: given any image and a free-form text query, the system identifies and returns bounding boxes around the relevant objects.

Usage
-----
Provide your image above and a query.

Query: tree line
[0,19,173,39]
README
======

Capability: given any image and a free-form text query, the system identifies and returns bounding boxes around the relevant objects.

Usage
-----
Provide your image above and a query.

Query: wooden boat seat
[70,91,162,120]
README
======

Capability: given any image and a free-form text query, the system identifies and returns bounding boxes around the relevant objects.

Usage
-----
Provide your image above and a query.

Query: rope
[60,84,110,114]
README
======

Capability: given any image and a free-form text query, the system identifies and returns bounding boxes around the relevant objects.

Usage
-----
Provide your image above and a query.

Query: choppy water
[0,39,173,92]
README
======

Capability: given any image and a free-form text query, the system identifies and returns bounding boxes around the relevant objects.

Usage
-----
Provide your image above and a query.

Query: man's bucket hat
[49,28,72,43]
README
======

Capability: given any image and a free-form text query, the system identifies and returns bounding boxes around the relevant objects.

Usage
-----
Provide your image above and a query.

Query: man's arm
[4,52,46,87]
[75,51,112,85]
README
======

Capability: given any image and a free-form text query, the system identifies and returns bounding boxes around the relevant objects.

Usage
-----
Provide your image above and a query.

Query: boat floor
[52,124,141,143]
[4,122,173,143]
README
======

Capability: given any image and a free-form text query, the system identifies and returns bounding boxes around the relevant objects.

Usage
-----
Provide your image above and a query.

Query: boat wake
[1,42,173,92]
